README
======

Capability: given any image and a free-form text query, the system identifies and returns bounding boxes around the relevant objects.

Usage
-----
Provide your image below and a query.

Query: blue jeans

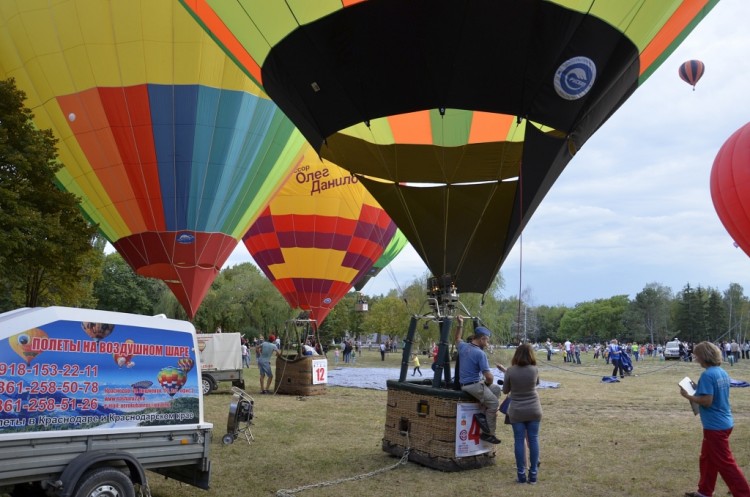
[512,420,540,477]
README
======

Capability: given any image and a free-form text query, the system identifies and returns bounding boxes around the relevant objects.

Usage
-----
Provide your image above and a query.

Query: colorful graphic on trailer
[0,320,199,433]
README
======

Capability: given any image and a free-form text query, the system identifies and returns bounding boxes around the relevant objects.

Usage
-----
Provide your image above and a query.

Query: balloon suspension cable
[385,263,405,299]
[516,157,524,343]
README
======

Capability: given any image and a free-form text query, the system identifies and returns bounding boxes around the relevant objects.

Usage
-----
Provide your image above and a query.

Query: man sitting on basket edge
[455,315,502,444]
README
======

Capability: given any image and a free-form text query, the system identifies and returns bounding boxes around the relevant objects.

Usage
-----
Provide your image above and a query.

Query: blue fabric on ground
[326,367,562,390]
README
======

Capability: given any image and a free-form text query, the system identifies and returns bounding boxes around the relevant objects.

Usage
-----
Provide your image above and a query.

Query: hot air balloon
[353,229,409,292]
[243,149,399,323]
[184,0,718,296]
[177,358,195,373]
[9,329,48,364]
[157,366,187,397]
[678,60,705,90]
[81,322,115,341]
[114,339,135,368]
[0,1,307,318]
[710,122,750,257]
[131,380,153,398]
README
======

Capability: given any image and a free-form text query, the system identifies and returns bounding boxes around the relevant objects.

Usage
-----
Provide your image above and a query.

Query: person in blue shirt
[680,341,750,497]
[454,315,502,444]
[608,339,625,379]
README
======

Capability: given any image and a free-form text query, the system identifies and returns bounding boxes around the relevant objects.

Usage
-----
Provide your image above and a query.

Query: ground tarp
[327,367,560,390]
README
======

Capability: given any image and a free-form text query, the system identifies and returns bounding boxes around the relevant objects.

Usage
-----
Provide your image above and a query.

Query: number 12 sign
[311,359,328,385]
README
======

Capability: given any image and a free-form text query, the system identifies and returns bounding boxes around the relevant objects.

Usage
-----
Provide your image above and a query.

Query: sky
[224,0,750,307]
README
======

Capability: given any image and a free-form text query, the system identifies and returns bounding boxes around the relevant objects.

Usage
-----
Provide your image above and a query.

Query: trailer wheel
[73,467,135,497]
[222,433,235,445]
[202,376,216,395]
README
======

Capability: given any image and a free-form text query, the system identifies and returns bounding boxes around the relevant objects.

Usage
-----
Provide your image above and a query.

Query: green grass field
[147,348,750,497]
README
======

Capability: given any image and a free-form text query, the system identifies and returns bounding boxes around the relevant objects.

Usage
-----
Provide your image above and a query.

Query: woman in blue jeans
[498,344,542,484]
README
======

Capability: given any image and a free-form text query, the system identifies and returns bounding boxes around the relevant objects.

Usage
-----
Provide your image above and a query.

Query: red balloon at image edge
[710,122,750,257]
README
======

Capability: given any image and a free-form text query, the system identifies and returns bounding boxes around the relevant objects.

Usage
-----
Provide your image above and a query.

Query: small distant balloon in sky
[678,60,705,90]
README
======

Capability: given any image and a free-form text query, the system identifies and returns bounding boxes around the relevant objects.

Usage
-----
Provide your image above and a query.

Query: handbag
[499,396,511,414]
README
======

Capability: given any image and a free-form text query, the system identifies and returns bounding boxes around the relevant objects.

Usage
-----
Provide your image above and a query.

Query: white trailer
[196,333,245,395]
[0,306,212,497]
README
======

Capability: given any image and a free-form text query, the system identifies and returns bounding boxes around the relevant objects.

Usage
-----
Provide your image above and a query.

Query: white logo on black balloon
[554,57,596,100]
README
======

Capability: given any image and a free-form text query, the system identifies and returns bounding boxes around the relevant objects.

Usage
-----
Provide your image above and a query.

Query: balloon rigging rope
[516,150,524,342]
[276,432,410,497]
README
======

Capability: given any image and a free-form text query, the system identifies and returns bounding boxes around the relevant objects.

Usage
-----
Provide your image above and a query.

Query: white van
[664,340,682,360]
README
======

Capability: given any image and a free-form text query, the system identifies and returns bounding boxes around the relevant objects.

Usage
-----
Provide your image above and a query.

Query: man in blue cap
[455,315,502,444]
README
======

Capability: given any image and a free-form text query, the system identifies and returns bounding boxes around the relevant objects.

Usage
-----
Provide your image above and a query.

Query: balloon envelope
[177,358,195,373]
[0,1,306,317]
[131,380,153,397]
[710,122,750,258]
[185,0,718,294]
[157,366,187,397]
[243,149,399,323]
[678,60,705,88]
[353,229,409,292]
[9,329,48,364]
[81,322,115,341]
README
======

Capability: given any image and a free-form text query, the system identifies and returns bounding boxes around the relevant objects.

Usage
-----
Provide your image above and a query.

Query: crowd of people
[450,320,750,491]
[533,338,750,365]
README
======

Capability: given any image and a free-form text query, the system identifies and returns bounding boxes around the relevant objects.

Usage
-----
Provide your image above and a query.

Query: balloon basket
[274,355,327,396]
[382,379,496,471]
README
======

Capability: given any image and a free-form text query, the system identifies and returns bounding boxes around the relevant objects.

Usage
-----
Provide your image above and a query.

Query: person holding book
[679,341,750,497]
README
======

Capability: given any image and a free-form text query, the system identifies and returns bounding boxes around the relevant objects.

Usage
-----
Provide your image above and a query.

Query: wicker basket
[382,379,496,471]
[274,355,327,396]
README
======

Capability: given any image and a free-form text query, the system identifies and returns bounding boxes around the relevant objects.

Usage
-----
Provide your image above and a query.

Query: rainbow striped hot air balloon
[0,0,306,317]
[243,149,398,324]
[157,366,187,397]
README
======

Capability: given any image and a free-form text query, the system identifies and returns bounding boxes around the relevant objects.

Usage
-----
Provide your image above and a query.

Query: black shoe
[474,413,491,434]
[480,433,501,444]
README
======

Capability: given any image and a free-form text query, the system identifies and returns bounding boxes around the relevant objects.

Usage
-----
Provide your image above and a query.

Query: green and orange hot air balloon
[184,0,719,295]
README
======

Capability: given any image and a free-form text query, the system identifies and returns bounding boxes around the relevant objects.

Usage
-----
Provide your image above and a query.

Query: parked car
[664,340,682,360]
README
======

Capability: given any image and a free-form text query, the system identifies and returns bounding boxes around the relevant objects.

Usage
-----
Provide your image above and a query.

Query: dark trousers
[611,358,624,378]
